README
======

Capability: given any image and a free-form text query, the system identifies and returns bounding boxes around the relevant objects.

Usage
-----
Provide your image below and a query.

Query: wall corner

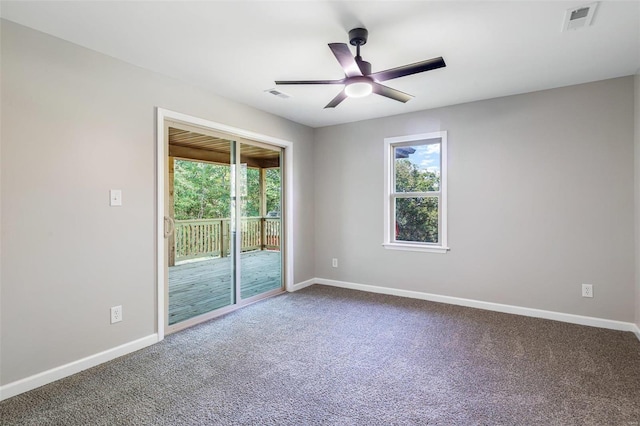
[634,73,640,331]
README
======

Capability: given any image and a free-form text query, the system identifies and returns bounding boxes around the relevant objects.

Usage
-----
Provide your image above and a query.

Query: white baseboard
[315,278,638,334]
[288,277,315,292]
[0,334,158,401]
[633,324,640,342]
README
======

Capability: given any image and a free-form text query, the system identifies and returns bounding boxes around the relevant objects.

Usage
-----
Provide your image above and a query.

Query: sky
[406,143,440,175]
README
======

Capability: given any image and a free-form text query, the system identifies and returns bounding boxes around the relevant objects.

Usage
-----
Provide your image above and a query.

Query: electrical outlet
[332,258,338,268]
[110,305,123,323]
[581,284,593,298]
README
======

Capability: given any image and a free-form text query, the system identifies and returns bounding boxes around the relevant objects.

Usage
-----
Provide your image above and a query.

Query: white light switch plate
[110,189,122,206]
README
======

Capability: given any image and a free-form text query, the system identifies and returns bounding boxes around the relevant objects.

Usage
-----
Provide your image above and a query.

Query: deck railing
[174,217,280,262]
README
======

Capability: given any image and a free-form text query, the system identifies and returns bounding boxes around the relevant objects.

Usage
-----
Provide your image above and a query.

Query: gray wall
[0,20,315,385]
[636,73,640,329]
[314,77,635,323]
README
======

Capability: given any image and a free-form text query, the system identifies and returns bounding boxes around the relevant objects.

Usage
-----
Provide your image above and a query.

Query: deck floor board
[168,250,281,325]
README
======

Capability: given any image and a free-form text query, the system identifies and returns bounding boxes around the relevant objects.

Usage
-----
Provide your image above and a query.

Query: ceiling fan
[275,28,446,109]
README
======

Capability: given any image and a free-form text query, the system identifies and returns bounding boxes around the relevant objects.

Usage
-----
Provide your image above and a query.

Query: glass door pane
[167,128,235,326]
[237,141,283,300]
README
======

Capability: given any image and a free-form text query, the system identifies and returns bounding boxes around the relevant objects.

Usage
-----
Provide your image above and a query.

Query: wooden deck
[168,250,282,325]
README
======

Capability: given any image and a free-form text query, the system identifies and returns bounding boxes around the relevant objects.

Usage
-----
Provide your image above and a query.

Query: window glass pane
[395,197,439,243]
[243,167,260,217]
[394,143,440,192]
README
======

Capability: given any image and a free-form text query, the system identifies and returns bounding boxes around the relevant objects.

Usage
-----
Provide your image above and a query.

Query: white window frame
[383,131,449,253]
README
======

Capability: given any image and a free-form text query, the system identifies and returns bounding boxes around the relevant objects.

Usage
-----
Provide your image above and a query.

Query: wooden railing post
[222,219,228,257]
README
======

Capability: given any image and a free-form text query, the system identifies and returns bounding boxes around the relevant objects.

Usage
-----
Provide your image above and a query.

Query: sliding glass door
[165,123,283,331]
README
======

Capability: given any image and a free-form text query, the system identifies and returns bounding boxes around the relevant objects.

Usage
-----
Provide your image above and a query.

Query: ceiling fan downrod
[349,28,371,76]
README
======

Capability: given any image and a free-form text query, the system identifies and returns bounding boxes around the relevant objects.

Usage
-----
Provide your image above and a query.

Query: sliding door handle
[164,216,175,239]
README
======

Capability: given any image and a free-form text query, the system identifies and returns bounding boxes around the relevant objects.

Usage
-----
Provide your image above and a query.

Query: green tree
[173,160,281,220]
[265,168,281,215]
[244,167,260,217]
[173,160,231,220]
[394,159,439,243]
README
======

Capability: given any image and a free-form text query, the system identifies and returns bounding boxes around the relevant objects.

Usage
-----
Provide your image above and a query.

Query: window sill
[382,243,450,254]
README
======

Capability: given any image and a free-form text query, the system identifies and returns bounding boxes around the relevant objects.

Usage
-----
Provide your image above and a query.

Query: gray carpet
[2,285,640,425]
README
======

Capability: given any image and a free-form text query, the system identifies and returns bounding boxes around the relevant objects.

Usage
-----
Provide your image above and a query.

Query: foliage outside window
[383,132,448,253]
[174,159,280,220]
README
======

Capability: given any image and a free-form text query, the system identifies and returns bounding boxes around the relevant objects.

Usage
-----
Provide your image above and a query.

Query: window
[383,131,448,253]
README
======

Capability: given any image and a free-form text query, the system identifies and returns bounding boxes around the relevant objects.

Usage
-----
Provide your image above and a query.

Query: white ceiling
[1,1,639,128]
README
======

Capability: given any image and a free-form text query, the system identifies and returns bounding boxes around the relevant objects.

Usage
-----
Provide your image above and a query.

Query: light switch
[110,189,122,206]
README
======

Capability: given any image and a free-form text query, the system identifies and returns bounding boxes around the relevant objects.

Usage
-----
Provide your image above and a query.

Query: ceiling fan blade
[328,43,363,78]
[370,57,446,82]
[275,79,344,85]
[324,90,348,108]
[372,83,413,103]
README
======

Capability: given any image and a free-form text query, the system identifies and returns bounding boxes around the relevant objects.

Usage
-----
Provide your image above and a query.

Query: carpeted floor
[2,285,640,425]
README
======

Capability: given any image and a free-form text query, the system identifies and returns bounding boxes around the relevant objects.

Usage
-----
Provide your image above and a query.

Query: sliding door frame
[156,108,293,341]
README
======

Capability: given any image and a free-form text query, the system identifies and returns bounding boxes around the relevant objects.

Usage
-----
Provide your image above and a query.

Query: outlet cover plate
[110,305,123,323]
[581,284,593,298]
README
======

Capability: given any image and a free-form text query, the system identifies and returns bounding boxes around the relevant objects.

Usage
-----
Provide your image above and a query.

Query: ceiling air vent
[264,88,290,99]
[563,3,597,31]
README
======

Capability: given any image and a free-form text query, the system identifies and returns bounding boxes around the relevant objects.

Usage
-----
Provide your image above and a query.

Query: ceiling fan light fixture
[345,77,373,98]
